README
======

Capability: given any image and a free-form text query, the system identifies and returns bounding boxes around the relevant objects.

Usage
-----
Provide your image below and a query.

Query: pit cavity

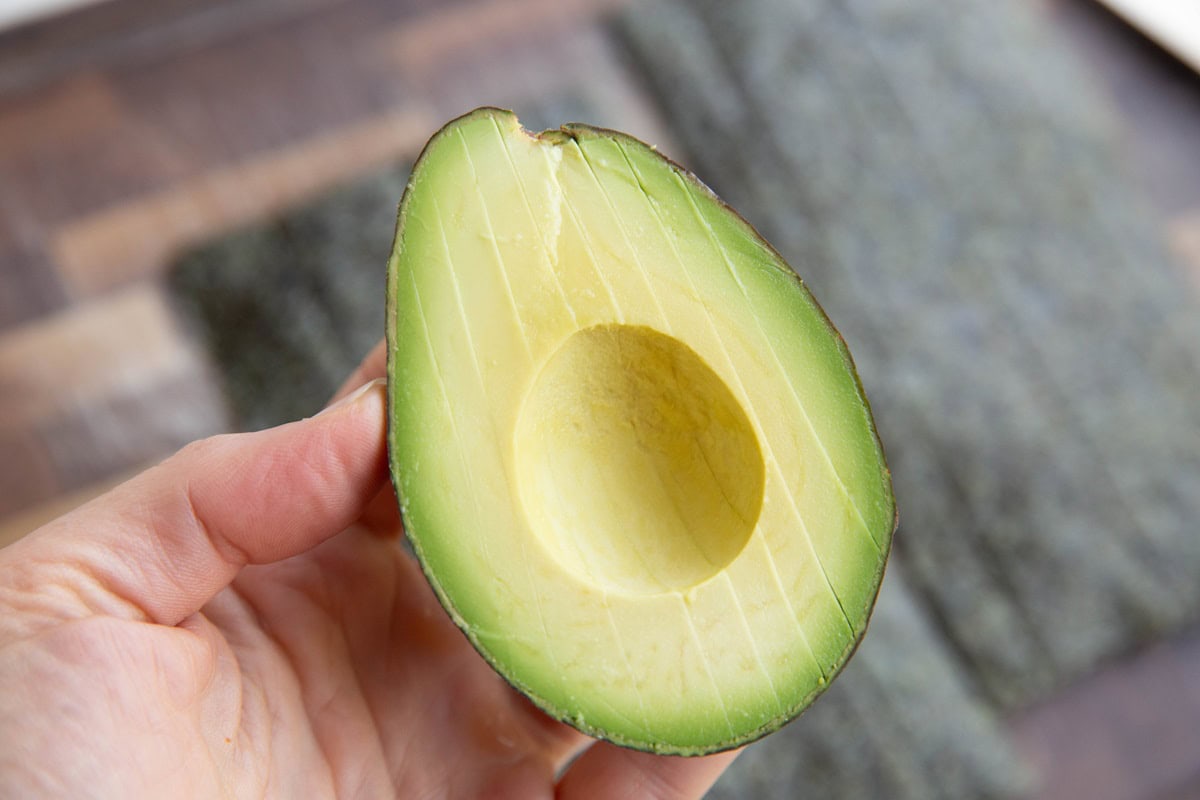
[514,324,764,595]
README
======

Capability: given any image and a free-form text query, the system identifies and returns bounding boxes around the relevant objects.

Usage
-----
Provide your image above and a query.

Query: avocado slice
[386,107,895,755]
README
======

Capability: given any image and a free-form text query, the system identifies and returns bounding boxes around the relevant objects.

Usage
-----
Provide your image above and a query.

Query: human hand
[0,342,738,799]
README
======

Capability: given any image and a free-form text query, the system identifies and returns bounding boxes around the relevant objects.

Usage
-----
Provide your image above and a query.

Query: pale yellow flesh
[388,110,892,751]
[515,323,764,596]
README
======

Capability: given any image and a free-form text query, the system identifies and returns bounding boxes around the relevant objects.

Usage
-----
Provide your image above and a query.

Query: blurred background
[1,0,1199,797]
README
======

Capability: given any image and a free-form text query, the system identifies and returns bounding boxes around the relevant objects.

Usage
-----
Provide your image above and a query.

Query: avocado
[385,108,895,755]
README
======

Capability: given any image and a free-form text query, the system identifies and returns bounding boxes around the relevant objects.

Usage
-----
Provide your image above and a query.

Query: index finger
[0,378,388,630]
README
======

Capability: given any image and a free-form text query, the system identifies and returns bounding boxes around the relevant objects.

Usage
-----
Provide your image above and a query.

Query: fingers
[2,379,388,629]
[325,339,402,540]
[556,743,741,800]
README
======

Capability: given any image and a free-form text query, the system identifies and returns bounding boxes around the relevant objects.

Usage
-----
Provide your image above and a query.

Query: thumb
[0,379,389,629]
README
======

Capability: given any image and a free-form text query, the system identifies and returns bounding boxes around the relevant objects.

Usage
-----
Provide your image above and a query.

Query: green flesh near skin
[386,107,896,755]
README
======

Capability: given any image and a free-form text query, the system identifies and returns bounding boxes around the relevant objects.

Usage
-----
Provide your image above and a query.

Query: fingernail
[318,378,385,416]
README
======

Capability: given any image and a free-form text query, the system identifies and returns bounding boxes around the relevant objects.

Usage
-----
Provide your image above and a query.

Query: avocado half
[385,107,895,755]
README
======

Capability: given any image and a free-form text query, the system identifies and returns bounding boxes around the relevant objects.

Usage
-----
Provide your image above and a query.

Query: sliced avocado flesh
[386,107,895,755]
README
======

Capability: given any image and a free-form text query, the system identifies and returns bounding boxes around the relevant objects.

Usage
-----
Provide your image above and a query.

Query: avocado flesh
[386,108,895,755]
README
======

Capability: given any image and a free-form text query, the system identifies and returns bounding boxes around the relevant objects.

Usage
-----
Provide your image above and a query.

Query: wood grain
[1012,626,1200,800]
[374,0,630,75]
[53,109,435,295]
[1,0,1199,796]
[0,0,648,538]
[0,284,229,518]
